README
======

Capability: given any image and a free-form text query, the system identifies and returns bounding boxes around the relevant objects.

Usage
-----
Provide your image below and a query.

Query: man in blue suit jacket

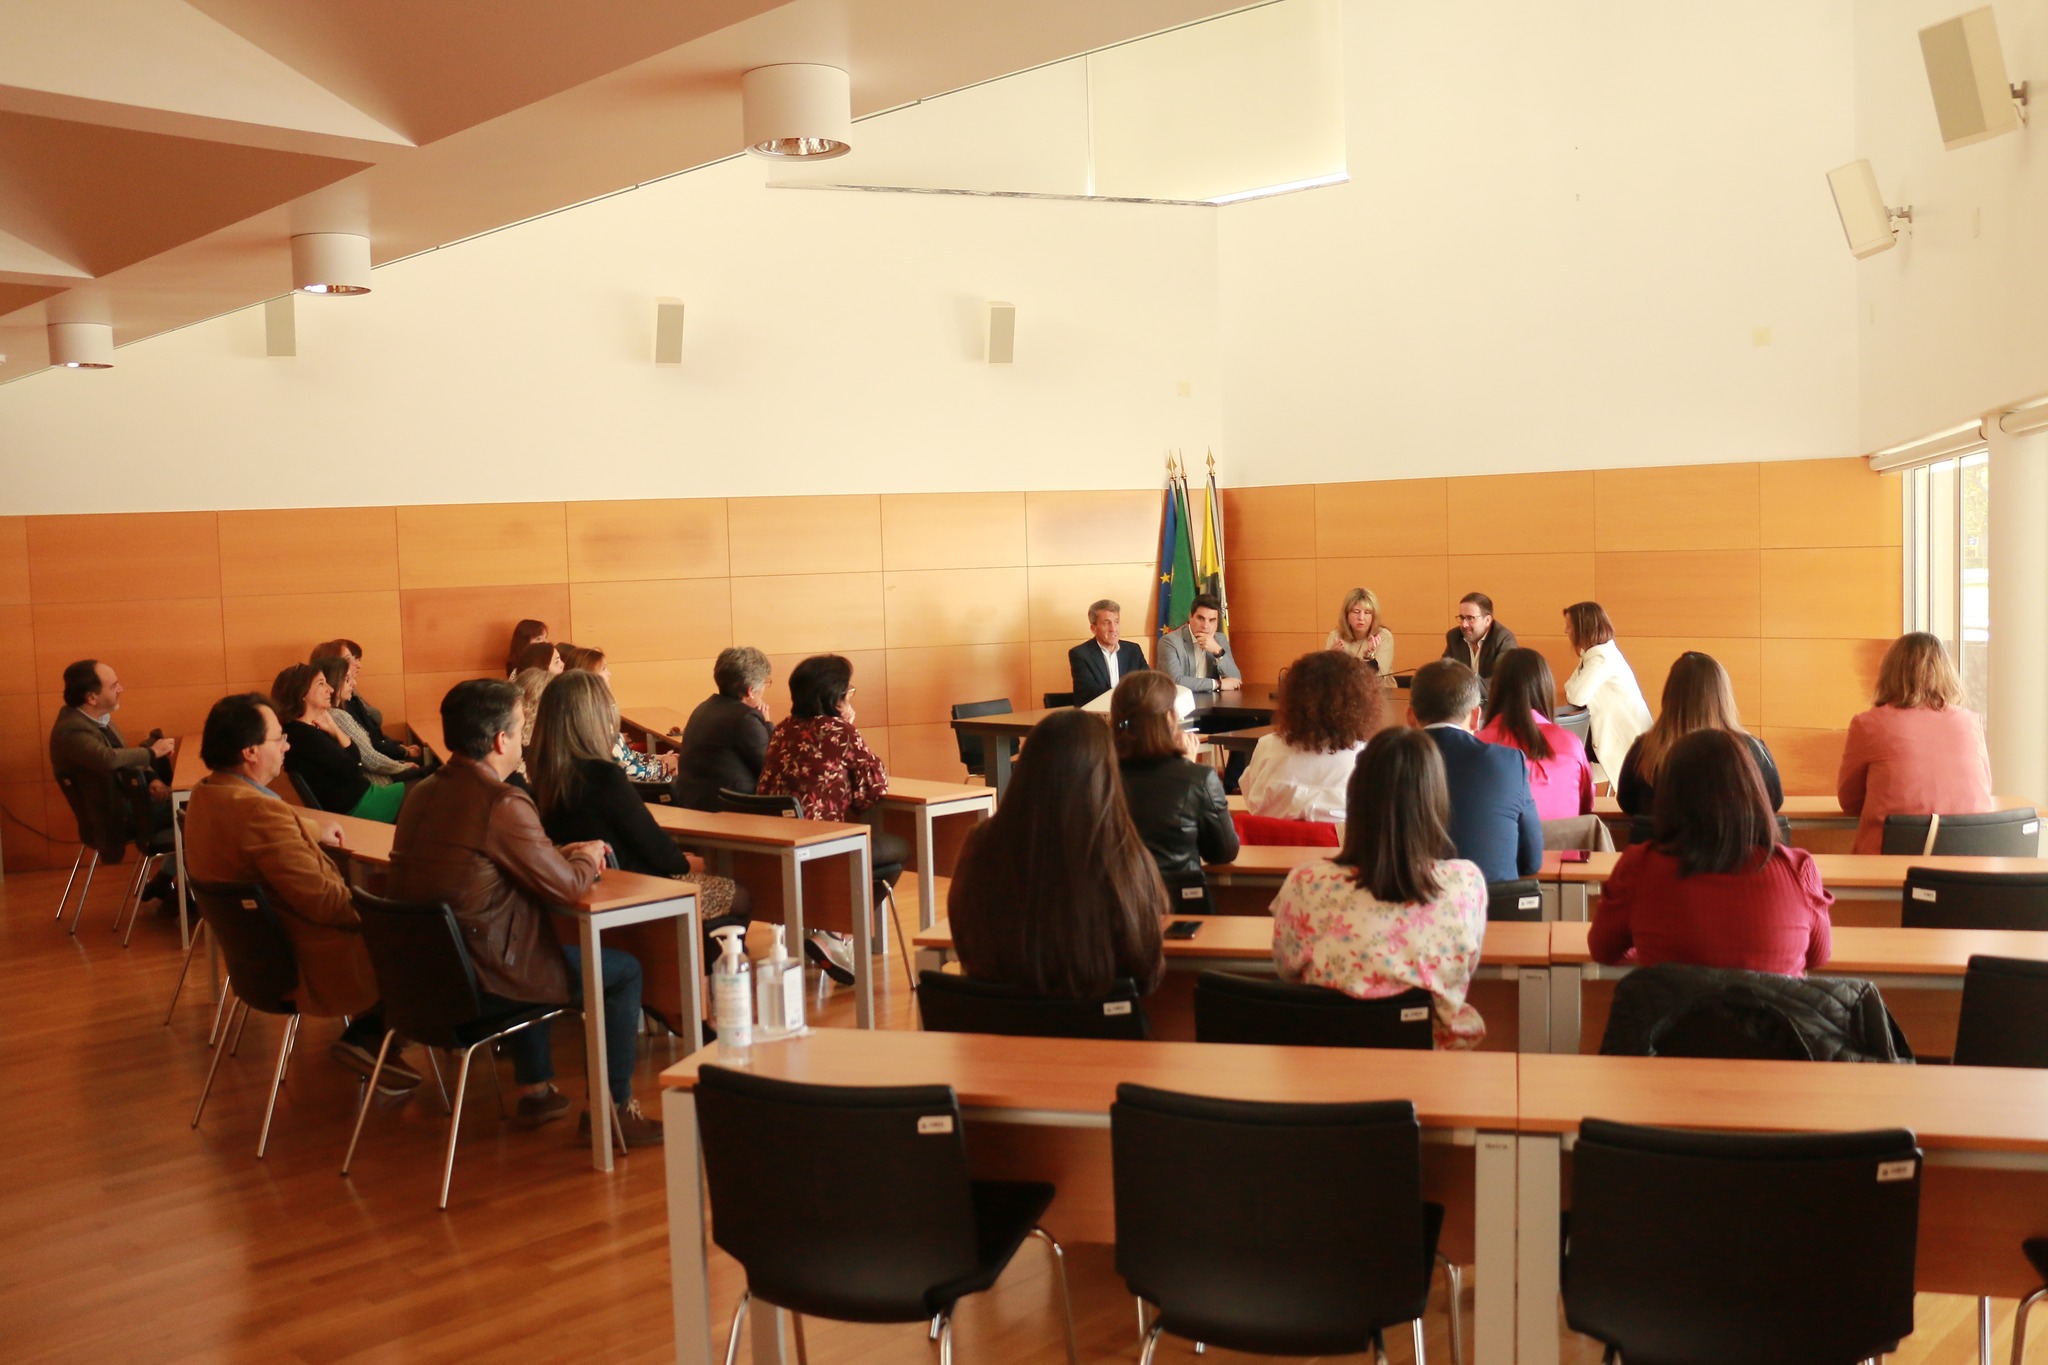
[1067,599,1150,705]
[1410,660,1542,883]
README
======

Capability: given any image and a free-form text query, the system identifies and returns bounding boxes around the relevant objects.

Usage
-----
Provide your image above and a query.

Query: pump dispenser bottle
[755,925,806,1039]
[709,925,752,1064]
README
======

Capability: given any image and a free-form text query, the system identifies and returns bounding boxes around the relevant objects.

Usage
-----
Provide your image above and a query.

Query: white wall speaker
[986,301,1016,365]
[654,297,685,365]
[264,296,296,358]
[1827,160,1905,259]
[1920,7,2024,149]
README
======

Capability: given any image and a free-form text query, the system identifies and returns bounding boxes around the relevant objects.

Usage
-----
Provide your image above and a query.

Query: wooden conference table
[950,685,1280,797]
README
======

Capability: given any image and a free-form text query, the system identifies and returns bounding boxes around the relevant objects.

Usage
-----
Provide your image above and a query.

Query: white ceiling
[0,0,1250,382]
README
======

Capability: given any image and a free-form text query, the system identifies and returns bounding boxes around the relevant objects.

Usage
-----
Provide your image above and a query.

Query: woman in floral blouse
[759,654,909,982]
[1269,725,1489,1048]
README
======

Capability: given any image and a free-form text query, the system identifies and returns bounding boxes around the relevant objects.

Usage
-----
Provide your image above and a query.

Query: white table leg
[679,898,704,1054]
[1518,967,1553,1054]
[1474,1132,1518,1365]
[781,853,804,997]
[915,807,937,931]
[1515,1134,1564,1365]
[665,1088,716,1364]
[581,916,613,1172]
[751,1303,794,1364]
[1550,965,1584,1055]
[1561,884,1588,922]
[171,789,191,951]
[850,836,874,1029]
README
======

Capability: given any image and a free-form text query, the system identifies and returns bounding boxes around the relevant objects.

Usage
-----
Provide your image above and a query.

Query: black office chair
[187,879,304,1158]
[1160,869,1212,916]
[694,1064,1079,1365]
[917,970,1150,1040]
[1555,706,1593,750]
[1900,867,2048,931]
[52,772,123,934]
[341,890,571,1209]
[632,779,676,805]
[949,699,1018,783]
[1882,807,2041,856]
[2013,1239,2048,1365]
[1042,691,1076,709]
[1112,1085,1459,1365]
[112,765,175,947]
[1563,1117,1920,1365]
[1487,878,1544,922]
[1193,972,1434,1050]
[284,770,323,810]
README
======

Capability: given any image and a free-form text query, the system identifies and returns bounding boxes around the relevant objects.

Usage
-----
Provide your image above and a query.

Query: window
[1902,451,1989,714]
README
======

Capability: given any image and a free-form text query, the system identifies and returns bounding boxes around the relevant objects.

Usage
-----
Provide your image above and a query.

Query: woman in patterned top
[758,654,910,982]
[1269,725,1489,1048]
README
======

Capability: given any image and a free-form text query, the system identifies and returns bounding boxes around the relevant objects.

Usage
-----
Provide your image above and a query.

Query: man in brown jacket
[182,692,420,1092]
[386,679,659,1146]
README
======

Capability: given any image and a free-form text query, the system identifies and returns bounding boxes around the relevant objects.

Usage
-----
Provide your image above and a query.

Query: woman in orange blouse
[1837,632,1994,854]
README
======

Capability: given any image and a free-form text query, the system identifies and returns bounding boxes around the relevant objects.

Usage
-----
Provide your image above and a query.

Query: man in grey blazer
[49,658,178,895]
[1159,594,1241,695]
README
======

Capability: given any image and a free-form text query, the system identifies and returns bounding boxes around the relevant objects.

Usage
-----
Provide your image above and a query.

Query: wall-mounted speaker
[986,302,1016,365]
[1920,7,2025,149]
[1827,160,1906,259]
[654,297,685,365]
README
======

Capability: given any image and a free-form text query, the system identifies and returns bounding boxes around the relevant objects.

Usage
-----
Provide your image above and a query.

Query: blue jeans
[484,945,643,1107]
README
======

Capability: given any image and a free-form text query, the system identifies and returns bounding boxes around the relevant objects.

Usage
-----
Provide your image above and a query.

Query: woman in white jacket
[1561,601,1653,773]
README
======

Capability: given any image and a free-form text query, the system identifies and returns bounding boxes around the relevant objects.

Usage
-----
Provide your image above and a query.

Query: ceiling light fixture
[47,322,113,369]
[291,233,373,295]
[742,64,853,160]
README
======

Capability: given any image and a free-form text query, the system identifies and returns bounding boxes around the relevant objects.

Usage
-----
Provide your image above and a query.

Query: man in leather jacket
[387,678,662,1146]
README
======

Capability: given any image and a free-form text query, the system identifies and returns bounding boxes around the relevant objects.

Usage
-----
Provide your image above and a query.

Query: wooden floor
[0,863,2035,1363]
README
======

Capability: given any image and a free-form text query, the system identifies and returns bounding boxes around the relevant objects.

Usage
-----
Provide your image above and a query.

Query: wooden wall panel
[1760,458,1901,548]
[1025,563,1156,643]
[1230,632,1322,685]
[1519,636,1584,693]
[1760,638,1887,731]
[1029,639,1084,706]
[220,590,404,682]
[355,673,407,724]
[1447,472,1597,554]
[726,495,882,578]
[1623,637,1763,723]
[886,723,969,784]
[218,508,399,596]
[730,573,885,655]
[566,580,732,663]
[1760,548,1902,639]
[395,503,568,589]
[1760,726,1850,797]
[27,513,221,603]
[758,649,890,729]
[564,499,729,582]
[1314,557,1449,651]
[0,603,34,695]
[399,584,572,675]
[1592,464,1760,552]
[76,685,225,758]
[400,670,484,743]
[0,517,29,605]
[880,493,1027,571]
[886,644,1032,727]
[1225,557,1319,634]
[0,694,41,785]
[31,598,225,693]
[605,658,722,713]
[0,781,49,871]
[1594,550,1762,638]
[1445,553,1596,639]
[882,568,1029,649]
[1024,490,1160,566]
[1314,479,1447,557]
[1220,485,1316,561]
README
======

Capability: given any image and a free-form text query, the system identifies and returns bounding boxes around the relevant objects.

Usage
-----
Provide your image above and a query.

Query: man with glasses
[1441,592,1519,683]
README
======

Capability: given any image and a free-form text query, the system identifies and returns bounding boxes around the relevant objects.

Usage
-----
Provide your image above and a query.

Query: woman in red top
[1590,728,1832,976]
[1837,632,1994,854]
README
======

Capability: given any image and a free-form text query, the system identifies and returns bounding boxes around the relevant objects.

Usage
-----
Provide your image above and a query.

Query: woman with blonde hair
[528,669,751,1037]
[1325,587,1394,673]
[1561,600,1652,768]
[1615,651,1781,841]
[1837,632,1993,854]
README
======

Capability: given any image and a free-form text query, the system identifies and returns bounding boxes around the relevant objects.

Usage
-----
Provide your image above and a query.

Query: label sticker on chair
[1180,886,1204,900]
[1518,895,1541,910]
[1911,887,1938,902]
[2027,822,2040,835]
[1400,1007,1430,1023]
[1103,1001,1133,1016]
[1876,1160,1917,1183]
[917,1115,954,1135]
[240,899,259,909]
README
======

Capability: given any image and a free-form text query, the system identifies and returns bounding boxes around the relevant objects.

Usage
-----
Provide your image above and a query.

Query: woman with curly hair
[1242,650,1381,824]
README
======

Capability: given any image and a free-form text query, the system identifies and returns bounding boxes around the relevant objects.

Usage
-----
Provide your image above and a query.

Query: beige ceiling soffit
[0,228,90,285]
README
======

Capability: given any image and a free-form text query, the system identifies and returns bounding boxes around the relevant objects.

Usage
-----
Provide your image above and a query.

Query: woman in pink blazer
[1475,648,1593,821]
[1837,633,1994,854]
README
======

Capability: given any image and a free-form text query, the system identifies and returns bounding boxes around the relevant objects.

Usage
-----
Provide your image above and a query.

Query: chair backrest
[112,765,158,848]
[284,770,322,811]
[1111,1084,1435,1355]
[1900,867,2048,931]
[1882,807,2041,856]
[1486,878,1545,922]
[693,1064,981,1322]
[949,698,1014,776]
[1042,691,1076,709]
[916,970,1150,1040]
[718,788,802,819]
[348,889,489,1048]
[54,772,122,856]
[1229,811,1340,847]
[1554,706,1593,748]
[1160,869,1213,916]
[1193,972,1433,1050]
[188,879,300,1016]
[632,779,675,805]
[1953,955,2048,1069]
[1564,1117,1920,1365]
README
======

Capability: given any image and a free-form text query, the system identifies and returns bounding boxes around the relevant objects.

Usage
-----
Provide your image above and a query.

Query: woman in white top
[1324,587,1395,675]
[1561,600,1653,770]
[1243,650,1381,824]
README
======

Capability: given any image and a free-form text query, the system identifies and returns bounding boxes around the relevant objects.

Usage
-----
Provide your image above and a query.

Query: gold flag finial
[1206,448,1216,473]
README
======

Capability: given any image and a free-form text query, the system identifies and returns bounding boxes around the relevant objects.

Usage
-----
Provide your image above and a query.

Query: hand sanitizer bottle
[755,925,806,1039]
[709,925,752,1066]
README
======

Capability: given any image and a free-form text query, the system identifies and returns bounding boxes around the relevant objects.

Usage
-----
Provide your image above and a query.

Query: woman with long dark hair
[1591,729,1831,974]
[1110,670,1238,879]
[1615,651,1782,840]
[1475,647,1592,820]
[505,619,550,676]
[1560,600,1651,768]
[1268,727,1489,1048]
[948,710,1167,998]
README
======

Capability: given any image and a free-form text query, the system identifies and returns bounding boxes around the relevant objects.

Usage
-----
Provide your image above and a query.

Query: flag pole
[1207,449,1230,636]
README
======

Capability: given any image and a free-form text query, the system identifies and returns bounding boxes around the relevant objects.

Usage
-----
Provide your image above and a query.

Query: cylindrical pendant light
[291,232,372,294]
[47,322,113,369]
[741,64,853,160]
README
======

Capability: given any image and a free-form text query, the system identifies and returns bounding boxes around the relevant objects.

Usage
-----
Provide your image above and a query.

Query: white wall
[1218,0,1863,483]
[1852,0,2048,450]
